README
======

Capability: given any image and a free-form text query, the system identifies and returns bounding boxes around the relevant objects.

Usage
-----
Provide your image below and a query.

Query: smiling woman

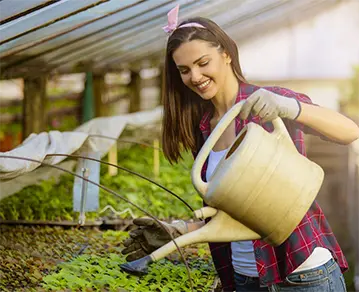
[173,41,233,100]
[120,5,359,292]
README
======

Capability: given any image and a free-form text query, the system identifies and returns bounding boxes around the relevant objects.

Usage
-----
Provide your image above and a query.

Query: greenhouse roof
[0,0,337,78]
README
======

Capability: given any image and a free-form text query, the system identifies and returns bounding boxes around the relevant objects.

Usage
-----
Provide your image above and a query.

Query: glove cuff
[276,95,301,120]
[170,220,188,235]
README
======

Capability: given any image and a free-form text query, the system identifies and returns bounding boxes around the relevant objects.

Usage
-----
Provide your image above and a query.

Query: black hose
[46,153,194,212]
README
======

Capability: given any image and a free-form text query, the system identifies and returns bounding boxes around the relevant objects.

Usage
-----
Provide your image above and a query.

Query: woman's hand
[121,218,187,262]
[240,88,301,122]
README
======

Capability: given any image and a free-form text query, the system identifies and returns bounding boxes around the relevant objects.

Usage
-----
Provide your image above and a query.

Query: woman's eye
[199,61,209,67]
[179,69,189,75]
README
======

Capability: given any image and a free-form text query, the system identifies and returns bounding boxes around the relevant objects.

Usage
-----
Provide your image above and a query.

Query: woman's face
[172,40,231,100]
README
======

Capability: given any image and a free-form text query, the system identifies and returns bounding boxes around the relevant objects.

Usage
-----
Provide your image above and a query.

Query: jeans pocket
[234,273,249,285]
[339,274,347,292]
[285,268,329,287]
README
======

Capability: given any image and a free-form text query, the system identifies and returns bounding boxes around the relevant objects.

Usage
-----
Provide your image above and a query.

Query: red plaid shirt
[197,82,348,290]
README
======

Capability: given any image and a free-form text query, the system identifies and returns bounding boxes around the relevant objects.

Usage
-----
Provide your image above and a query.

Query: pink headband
[162,4,205,34]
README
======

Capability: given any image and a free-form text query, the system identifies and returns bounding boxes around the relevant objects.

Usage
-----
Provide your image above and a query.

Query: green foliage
[46,98,80,131]
[46,98,78,110]
[0,225,215,292]
[47,115,79,132]
[0,225,127,291]
[0,145,201,221]
[0,176,74,221]
[0,144,215,291]
[0,105,21,115]
[41,253,215,292]
[0,122,22,135]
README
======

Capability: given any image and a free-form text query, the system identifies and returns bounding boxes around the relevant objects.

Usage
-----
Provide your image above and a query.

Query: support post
[129,70,141,113]
[93,73,105,117]
[22,75,47,139]
[82,72,95,123]
[108,143,118,176]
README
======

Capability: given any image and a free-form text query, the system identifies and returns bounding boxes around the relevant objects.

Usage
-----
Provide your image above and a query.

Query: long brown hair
[162,17,246,163]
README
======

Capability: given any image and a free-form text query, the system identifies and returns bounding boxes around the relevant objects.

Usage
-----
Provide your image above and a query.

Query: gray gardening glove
[121,217,188,262]
[240,88,301,122]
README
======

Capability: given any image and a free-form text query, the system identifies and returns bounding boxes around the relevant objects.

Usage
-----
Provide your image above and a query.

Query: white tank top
[206,148,258,277]
[205,148,332,277]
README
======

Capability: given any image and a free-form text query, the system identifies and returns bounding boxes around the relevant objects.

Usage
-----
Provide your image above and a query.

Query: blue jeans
[234,273,268,291]
[268,258,347,292]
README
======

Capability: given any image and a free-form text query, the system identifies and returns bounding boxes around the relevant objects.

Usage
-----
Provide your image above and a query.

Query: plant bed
[0,145,201,223]
[0,144,220,290]
[0,225,218,292]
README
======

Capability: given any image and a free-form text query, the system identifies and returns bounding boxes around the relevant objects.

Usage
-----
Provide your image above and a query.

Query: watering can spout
[150,208,261,261]
[120,208,261,275]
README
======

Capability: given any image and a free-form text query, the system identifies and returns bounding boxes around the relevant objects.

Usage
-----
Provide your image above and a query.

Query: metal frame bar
[0,0,59,26]
[47,0,239,62]
[0,0,147,59]
[1,0,337,77]
[96,0,333,69]
[58,0,240,70]
[42,0,175,61]
[50,0,234,66]
[93,0,267,68]
[1,0,177,70]
[2,0,234,70]
[2,3,278,70]
[19,0,206,74]
[54,40,161,73]
[43,1,181,64]
[0,0,109,45]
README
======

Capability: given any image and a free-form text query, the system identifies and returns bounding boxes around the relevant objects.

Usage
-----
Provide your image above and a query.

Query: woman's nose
[190,69,202,84]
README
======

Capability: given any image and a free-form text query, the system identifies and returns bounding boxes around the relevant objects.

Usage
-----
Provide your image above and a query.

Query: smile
[196,79,211,91]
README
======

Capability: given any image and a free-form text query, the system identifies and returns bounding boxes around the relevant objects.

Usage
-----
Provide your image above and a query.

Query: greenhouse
[1,0,359,291]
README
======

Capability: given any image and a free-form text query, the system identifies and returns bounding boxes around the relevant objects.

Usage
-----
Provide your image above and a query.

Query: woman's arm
[240,88,359,145]
[296,102,359,145]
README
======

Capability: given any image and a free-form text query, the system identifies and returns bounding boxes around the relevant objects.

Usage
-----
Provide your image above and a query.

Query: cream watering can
[120,100,324,275]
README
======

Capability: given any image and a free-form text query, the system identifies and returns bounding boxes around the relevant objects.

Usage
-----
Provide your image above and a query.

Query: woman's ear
[222,51,232,64]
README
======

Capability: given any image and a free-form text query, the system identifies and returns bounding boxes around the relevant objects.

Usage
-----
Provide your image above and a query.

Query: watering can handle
[191,100,291,197]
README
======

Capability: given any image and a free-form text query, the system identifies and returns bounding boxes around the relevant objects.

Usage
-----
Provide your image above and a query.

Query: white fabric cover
[0,106,163,200]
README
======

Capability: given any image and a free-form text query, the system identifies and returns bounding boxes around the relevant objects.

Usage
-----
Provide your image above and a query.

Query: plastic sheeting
[0,106,163,200]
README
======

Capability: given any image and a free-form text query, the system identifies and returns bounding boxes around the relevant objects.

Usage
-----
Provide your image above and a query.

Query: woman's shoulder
[239,82,288,97]
[237,82,277,101]
[237,83,311,103]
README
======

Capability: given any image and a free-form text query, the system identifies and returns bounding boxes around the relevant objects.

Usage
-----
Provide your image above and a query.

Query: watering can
[120,100,324,275]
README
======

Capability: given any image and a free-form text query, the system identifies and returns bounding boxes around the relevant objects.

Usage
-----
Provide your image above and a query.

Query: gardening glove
[121,217,188,262]
[240,88,301,123]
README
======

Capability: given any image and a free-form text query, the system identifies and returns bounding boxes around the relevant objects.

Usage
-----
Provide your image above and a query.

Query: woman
[122,6,359,292]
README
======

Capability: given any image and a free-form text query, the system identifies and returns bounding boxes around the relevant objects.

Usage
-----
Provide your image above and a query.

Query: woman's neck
[211,71,240,118]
